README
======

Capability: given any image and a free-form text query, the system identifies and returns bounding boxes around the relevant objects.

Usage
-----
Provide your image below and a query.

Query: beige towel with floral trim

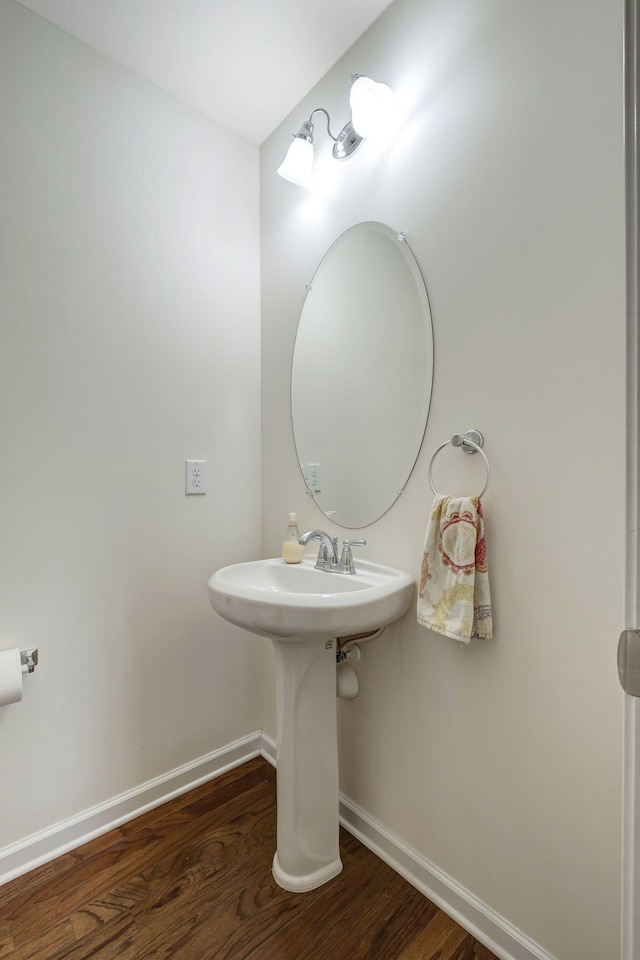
[417,495,492,643]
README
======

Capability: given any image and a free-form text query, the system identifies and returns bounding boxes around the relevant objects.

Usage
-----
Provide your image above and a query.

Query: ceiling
[14,0,395,144]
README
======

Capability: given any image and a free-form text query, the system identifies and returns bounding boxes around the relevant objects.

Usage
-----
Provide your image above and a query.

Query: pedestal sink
[207,554,414,892]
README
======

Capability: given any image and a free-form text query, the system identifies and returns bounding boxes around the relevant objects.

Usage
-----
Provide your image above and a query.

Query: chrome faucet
[298,530,367,574]
[298,529,339,568]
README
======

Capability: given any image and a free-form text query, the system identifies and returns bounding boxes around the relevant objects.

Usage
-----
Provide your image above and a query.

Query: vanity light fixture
[277,75,395,188]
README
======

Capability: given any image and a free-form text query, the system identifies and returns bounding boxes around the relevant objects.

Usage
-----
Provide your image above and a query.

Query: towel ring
[428,429,491,499]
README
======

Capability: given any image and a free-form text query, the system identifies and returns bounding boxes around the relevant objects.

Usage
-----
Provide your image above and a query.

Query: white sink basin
[208,555,414,639]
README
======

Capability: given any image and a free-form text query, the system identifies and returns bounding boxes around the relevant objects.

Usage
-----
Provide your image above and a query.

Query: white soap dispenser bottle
[282,512,305,564]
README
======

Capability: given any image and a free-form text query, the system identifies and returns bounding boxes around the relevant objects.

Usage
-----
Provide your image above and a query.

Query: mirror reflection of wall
[291,222,434,528]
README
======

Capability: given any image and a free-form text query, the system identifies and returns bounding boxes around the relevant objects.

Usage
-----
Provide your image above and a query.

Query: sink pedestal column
[270,634,342,892]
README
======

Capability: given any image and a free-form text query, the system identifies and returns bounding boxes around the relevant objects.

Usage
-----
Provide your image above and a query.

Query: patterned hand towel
[417,495,492,643]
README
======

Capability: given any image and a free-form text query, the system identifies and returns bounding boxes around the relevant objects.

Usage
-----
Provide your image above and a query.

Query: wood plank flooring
[0,759,498,960]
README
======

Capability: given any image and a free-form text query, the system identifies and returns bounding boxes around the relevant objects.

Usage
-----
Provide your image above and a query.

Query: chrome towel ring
[428,429,491,498]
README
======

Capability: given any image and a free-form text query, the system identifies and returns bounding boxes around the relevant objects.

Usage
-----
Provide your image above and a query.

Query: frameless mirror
[291,221,434,528]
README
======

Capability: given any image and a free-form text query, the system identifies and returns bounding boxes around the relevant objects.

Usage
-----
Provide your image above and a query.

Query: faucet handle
[339,539,367,573]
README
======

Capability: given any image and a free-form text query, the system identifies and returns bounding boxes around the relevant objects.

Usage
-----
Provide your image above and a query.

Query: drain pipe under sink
[335,627,385,699]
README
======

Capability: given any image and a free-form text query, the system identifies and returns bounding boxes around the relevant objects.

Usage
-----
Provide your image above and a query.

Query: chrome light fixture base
[332,121,363,160]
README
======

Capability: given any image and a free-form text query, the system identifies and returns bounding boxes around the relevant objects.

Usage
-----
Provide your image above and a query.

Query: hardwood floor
[0,759,497,960]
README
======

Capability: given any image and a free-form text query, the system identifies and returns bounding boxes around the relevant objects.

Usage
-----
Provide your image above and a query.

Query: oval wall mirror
[291,221,434,529]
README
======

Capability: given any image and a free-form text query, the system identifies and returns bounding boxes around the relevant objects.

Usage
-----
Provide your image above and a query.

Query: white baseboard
[337,792,555,960]
[258,733,553,960]
[0,729,554,960]
[260,731,277,767]
[0,730,263,887]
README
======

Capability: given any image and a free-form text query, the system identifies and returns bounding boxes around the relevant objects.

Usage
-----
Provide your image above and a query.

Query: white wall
[260,1,626,958]
[0,0,262,848]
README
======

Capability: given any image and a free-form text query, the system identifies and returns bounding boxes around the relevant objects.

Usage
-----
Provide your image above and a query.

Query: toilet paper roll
[336,663,359,700]
[0,648,23,707]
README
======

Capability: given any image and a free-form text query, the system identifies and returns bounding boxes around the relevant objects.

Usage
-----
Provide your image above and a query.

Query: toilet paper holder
[21,649,38,674]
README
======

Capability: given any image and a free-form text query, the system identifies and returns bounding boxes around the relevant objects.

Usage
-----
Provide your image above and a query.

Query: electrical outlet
[185,460,207,495]
[302,462,321,494]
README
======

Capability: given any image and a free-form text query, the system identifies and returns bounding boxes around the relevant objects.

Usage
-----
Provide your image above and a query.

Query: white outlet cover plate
[185,460,207,495]
[302,462,321,493]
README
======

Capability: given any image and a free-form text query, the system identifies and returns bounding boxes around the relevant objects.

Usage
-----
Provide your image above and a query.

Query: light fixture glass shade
[349,76,395,139]
[277,136,314,187]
